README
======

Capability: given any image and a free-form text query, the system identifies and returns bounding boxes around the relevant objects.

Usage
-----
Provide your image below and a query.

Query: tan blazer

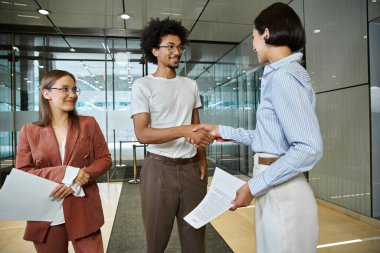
[16,116,112,243]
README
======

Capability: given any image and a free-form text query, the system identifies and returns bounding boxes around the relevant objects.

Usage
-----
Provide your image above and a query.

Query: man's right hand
[185,126,214,147]
[186,124,220,146]
[193,124,220,138]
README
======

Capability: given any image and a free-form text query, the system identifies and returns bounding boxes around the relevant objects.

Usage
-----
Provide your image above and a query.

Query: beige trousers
[253,153,318,253]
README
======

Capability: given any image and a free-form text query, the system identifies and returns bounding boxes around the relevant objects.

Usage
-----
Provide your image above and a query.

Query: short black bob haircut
[254,2,305,52]
[141,17,189,64]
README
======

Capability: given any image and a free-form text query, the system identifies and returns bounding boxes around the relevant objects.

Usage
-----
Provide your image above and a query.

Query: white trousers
[253,154,318,253]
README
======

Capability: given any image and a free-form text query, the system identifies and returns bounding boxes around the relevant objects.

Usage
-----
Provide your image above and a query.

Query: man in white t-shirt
[130,17,214,253]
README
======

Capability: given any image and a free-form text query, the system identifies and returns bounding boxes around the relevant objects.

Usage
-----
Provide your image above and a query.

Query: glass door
[0,32,146,184]
[106,37,144,180]
[0,33,13,185]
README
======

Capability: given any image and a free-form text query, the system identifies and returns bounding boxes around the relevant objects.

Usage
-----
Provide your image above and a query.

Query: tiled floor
[0,182,122,253]
[1,181,380,253]
[211,201,380,253]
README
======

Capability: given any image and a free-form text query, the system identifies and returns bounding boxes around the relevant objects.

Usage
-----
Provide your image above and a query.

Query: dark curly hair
[141,17,189,64]
[254,2,305,52]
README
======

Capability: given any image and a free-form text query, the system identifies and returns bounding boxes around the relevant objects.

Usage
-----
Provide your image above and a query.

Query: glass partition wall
[197,34,262,176]
[0,32,252,184]
[200,67,262,176]
[0,33,13,180]
[0,33,145,184]
[1,32,264,183]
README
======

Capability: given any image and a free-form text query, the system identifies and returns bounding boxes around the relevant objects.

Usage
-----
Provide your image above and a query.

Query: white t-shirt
[131,74,202,158]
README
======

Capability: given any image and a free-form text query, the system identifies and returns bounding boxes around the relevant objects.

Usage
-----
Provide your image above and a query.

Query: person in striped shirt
[193,2,323,253]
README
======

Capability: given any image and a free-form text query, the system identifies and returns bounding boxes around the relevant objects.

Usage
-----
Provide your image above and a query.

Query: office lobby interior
[0,0,380,252]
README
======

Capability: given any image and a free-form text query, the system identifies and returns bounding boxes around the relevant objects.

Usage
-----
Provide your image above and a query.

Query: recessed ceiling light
[17,14,39,19]
[38,65,44,69]
[159,12,181,16]
[313,29,321,34]
[69,48,76,52]
[38,9,50,15]
[119,13,130,20]
[14,3,28,6]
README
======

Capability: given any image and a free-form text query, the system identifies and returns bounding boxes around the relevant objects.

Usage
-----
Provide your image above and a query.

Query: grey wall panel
[369,19,380,218]
[370,22,380,88]
[304,0,368,93]
[372,111,380,217]
[289,0,304,25]
[368,0,380,21]
[311,85,371,216]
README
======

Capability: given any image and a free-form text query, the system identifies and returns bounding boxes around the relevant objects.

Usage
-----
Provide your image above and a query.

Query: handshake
[185,124,224,147]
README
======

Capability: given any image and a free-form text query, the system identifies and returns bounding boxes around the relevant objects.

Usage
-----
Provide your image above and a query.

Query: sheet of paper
[184,167,246,229]
[0,168,63,221]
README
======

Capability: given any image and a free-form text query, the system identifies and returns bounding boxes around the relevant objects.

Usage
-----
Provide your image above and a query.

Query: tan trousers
[33,224,104,253]
[140,156,207,253]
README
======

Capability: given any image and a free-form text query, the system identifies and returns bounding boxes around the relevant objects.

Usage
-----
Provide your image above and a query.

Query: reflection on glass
[0,34,13,168]
[200,67,263,175]
[0,33,145,179]
[371,86,380,113]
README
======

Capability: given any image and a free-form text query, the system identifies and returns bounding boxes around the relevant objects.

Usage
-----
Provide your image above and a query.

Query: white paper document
[184,167,246,229]
[0,168,63,221]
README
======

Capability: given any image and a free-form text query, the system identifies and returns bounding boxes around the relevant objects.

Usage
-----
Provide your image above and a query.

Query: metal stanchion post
[128,144,140,184]
[116,140,126,167]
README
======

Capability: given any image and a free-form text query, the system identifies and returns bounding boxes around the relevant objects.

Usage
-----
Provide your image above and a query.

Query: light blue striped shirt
[220,52,323,197]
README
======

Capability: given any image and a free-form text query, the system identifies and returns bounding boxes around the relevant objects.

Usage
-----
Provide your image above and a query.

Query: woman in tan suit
[16,70,112,253]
